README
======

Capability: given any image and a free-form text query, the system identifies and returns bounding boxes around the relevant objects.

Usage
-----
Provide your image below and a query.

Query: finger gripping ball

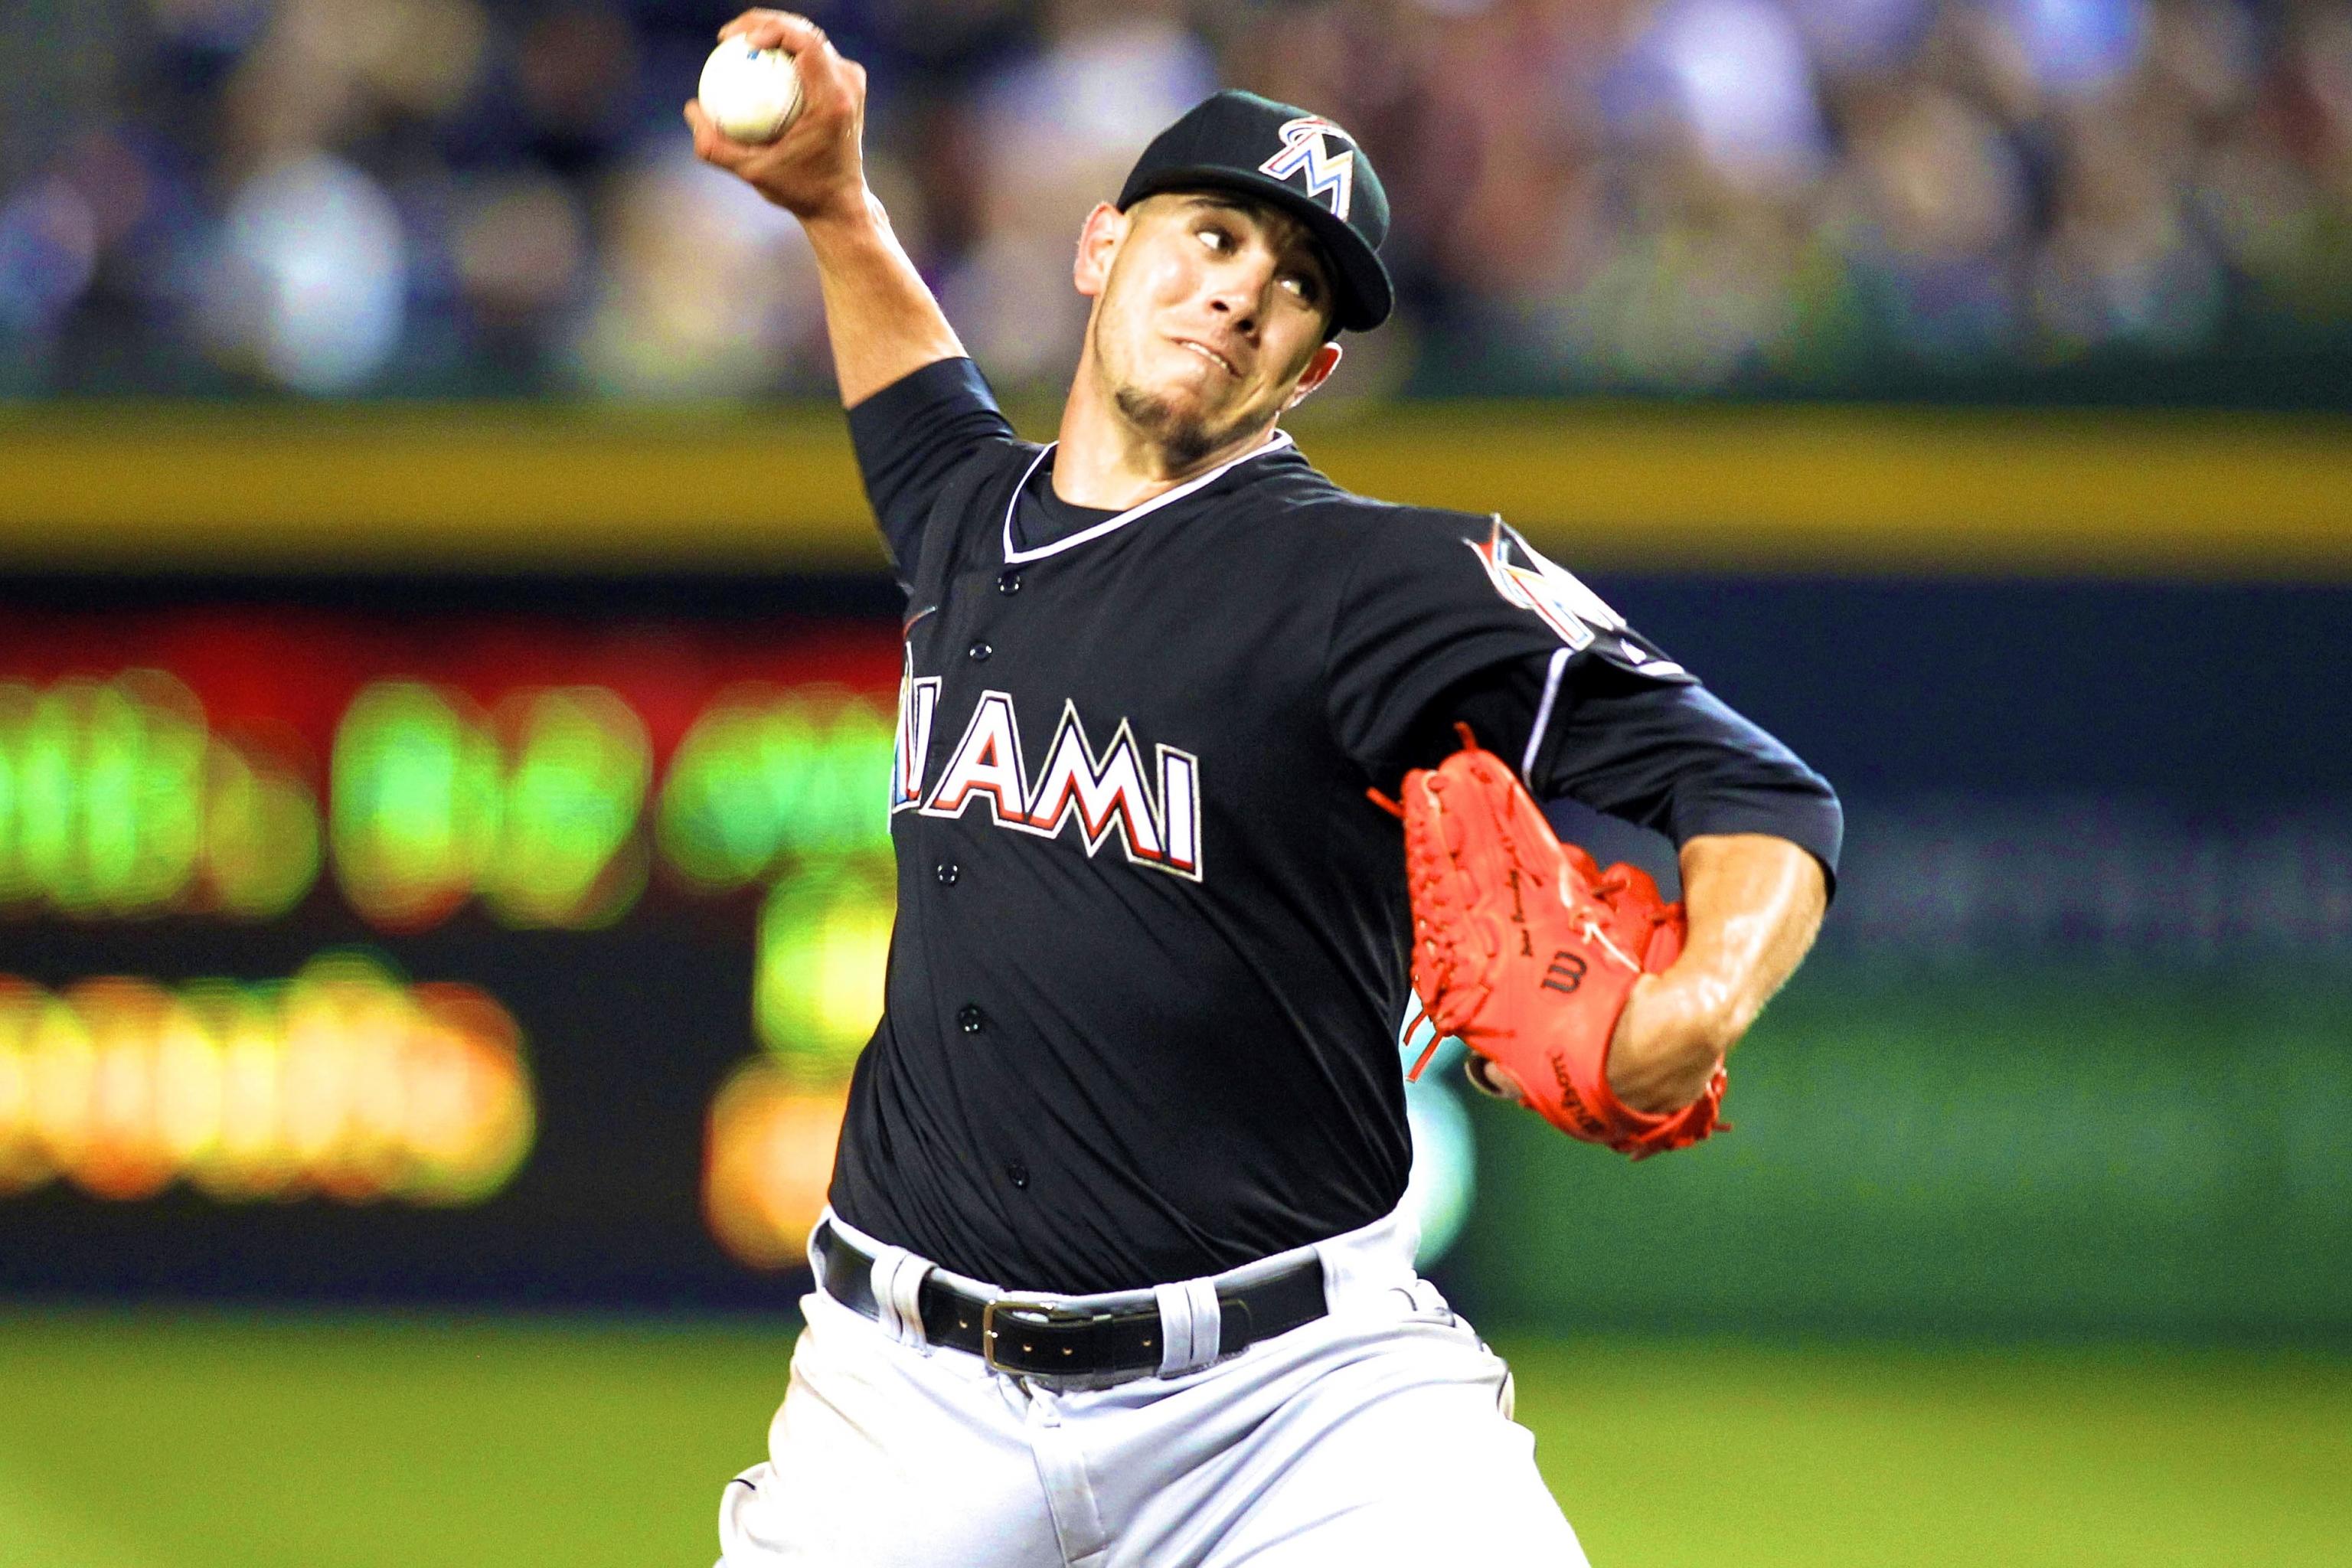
[698,41,803,143]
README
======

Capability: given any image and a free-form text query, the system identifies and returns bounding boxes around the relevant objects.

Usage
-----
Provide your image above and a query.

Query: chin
[1112,379,1257,469]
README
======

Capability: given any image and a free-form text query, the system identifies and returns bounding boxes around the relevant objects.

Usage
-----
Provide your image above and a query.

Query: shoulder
[1239,447,1498,561]
[1285,467,1657,667]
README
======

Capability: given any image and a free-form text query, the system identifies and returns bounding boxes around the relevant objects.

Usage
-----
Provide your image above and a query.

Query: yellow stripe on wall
[3,402,2347,576]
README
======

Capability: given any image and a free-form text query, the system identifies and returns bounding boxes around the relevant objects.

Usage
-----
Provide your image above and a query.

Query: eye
[1196,224,1233,252]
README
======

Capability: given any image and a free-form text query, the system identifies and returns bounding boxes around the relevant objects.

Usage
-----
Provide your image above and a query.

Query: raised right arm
[685,10,964,407]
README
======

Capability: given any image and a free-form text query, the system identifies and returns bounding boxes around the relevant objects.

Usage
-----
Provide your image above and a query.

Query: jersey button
[1006,1160,1030,1189]
[957,1004,985,1034]
[935,861,959,887]
[967,641,991,663]
[998,570,1022,596]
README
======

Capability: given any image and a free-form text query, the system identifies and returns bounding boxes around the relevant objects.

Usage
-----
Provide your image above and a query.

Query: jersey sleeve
[845,356,1021,589]
[1333,514,1842,887]
[1441,655,1844,888]
[1327,512,1678,782]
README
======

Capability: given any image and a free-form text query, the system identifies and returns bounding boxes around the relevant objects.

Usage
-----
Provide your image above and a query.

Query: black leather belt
[813,1220,1327,1380]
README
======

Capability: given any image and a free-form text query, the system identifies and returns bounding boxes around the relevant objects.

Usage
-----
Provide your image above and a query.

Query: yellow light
[702,1057,848,1269]
[26,996,95,1174]
[154,1002,225,1167]
[401,983,535,1204]
[0,958,537,1208]
[211,1020,297,1200]
[72,978,176,1201]
[0,978,49,1195]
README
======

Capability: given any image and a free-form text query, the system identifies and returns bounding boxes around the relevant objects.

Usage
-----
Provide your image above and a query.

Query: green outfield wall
[1452,961,2352,1341]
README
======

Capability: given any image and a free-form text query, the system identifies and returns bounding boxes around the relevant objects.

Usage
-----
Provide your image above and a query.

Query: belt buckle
[980,1296,1114,1375]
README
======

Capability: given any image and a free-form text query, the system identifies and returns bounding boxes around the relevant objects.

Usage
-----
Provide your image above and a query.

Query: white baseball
[697,41,803,143]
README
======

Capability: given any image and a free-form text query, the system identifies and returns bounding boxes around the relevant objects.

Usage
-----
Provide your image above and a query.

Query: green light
[0,683,31,905]
[18,684,85,905]
[332,683,503,928]
[482,688,650,929]
[660,688,893,889]
[332,681,653,931]
[204,743,323,920]
[755,857,896,1083]
[0,674,227,917]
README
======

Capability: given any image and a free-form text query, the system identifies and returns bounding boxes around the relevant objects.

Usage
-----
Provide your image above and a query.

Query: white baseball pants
[715,1205,1588,1567]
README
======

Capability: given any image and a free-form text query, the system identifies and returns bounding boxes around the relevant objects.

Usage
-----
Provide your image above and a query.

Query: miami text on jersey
[893,680,1204,882]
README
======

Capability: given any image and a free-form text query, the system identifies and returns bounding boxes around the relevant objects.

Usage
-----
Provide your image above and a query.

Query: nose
[1205,260,1272,336]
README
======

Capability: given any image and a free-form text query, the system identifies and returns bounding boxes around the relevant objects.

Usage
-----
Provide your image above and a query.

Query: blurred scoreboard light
[687,688,899,1268]
[332,681,653,929]
[0,672,320,920]
[658,686,896,887]
[0,955,534,1206]
[492,687,654,927]
[703,858,893,1267]
[702,1060,851,1269]
[0,610,1063,1295]
[754,858,893,1077]
[0,620,1478,1291]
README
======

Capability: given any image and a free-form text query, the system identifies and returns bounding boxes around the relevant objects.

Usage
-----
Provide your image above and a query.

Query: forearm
[802,194,966,407]
[687,11,965,407]
[1606,832,1827,1112]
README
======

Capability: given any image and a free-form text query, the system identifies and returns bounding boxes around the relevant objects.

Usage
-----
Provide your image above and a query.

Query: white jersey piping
[1000,430,1297,566]
[1521,645,1573,783]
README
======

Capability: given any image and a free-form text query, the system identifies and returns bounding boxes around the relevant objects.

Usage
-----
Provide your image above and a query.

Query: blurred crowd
[2,0,2348,401]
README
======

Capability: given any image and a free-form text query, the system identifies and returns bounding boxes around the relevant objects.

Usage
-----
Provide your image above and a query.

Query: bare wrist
[800,188,889,245]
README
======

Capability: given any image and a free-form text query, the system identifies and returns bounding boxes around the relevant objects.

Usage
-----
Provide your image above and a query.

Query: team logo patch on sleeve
[1469,518,1671,668]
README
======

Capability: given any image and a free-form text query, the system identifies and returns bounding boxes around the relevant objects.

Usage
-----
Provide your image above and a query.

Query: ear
[1073,202,1128,301]
[1284,341,1344,410]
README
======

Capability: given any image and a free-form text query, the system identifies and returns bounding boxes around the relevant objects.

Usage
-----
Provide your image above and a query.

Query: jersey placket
[905,547,1047,1205]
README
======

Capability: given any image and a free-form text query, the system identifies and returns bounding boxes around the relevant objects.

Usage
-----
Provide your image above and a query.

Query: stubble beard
[1110,381,1240,472]
[1096,312,1264,473]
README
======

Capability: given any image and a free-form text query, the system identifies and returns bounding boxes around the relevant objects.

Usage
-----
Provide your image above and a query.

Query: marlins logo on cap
[1116,90,1394,332]
[1258,117,1354,222]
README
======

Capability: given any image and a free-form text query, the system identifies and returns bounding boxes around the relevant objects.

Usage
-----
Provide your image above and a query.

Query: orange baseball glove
[1383,727,1725,1160]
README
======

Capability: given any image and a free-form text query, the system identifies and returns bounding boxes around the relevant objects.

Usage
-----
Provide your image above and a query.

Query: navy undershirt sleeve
[1422,654,1844,891]
[844,356,1018,587]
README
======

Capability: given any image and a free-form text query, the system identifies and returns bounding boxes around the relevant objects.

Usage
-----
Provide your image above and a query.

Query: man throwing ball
[688,11,1841,1565]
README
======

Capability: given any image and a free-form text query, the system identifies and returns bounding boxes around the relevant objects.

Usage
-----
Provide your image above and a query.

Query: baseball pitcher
[688,11,1841,1564]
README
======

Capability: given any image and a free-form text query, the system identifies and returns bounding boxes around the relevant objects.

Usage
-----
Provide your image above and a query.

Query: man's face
[1077,191,1341,467]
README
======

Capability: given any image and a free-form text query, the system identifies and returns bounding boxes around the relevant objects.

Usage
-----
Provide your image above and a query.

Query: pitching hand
[685,10,869,224]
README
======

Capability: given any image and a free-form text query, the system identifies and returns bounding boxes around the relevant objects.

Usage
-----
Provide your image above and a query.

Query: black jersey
[828,358,1841,1294]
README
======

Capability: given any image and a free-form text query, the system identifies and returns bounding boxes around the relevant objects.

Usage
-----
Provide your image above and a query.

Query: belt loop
[1152,1276,1224,1378]
[805,1214,833,1277]
[868,1244,934,1351]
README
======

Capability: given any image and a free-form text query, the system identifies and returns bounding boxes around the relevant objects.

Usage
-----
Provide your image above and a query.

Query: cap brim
[1121,167,1392,333]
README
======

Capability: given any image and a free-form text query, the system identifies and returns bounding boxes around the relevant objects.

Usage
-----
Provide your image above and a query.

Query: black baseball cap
[1117,90,1393,333]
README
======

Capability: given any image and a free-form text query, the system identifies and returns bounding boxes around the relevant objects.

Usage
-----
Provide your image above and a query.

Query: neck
[1050,347,1280,511]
